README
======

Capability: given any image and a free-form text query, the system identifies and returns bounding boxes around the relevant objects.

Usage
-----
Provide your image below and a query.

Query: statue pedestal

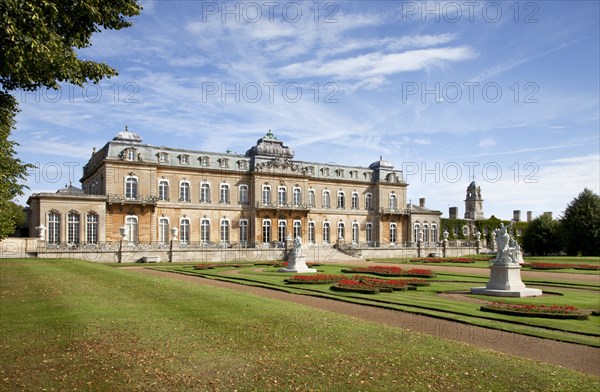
[279,255,316,273]
[471,264,542,297]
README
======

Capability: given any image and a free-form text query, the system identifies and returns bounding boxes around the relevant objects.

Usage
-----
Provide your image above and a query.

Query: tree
[0,0,141,239]
[521,214,561,256]
[560,188,600,256]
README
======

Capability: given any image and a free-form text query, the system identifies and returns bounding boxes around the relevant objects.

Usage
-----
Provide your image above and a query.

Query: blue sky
[13,0,600,220]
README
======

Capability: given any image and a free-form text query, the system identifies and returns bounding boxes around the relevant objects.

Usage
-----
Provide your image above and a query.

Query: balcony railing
[107,194,159,205]
[255,202,311,211]
[380,207,410,215]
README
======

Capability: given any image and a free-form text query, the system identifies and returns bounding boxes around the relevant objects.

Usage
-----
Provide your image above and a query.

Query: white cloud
[479,138,496,148]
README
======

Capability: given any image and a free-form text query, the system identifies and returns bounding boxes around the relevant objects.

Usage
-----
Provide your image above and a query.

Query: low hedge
[330,285,381,294]
[480,306,589,320]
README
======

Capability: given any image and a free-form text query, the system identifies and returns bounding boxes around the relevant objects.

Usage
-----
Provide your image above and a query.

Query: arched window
[308,190,315,207]
[322,190,331,208]
[337,191,345,209]
[337,221,345,240]
[48,212,60,244]
[86,213,98,244]
[180,218,190,244]
[365,193,373,210]
[67,212,80,244]
[389,193,397,210]
[220,183,230,204]
[125,176,138,199]
[462,226,469,236]
[431,224,438,243]
[366,222,373,245]
[200,183,211,203]
[220,219,230,243]
[158,180,169,201]
[413,223,420,242]
[293,187,302,206]
[423,223,429,243]
[293,220,301,239]
[278,186,287,206]
[126,215,138,243]
[180,181,190,202]
[239,220,248,245]
[158,217,169,243]
[390,223,397,244]
[278,220,287,243]
[308,221,315,244]
[262,185,271,205]
[201,219,210,244]
[351,192,359,209]
[238,185,249,205]
[323,221,330,244]
[352,222,359,244]
[262,219,271,243]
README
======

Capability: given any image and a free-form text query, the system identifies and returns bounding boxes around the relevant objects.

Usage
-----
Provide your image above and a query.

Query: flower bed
[409,257,482,263]
[354,276,430,289]
[342,266,435,278]
[480,302,589,320]
[193,264,217,270]
[284,274,346,284]
[523,262,600,270]
[330,279,381,294]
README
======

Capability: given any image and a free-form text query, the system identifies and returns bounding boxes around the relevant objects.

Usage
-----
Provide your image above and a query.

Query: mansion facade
[27,129,441,251]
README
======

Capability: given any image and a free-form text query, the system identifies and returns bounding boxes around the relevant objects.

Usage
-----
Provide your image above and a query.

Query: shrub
[480,302,588,320]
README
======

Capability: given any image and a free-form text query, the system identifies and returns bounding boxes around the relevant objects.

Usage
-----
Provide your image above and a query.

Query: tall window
[262,185,271,205]
[351,192,359,209]
[423,223,429,243]
[86,214,98,244]
[158,180,169,201]
[413,223,420,242]
[337,191,345,209]
[180,181,190,202]
[180,218,190,244]
[158,217,169,243]
[337,222,345,240]
[239,185,249,205]
[126,216,138,243]
[390,223,397,244]
[220,219,230,243]
[293,187,302,206]
[323,222,330,244]
[308,190,315,207]
[125,176,138,199]
[67,212,80,244]
[262,219,271,243]
[293,220,301,239]
[220,184,230,204]
[366,223,373,244]
[308,221,315,244]
[352,222,359,244]
[201,219,210,244]
[48,212,60,244]
[365,193,373,210]
[278,186,287,206]
[201,183,211,203]
[278,220,287,243]
[389,193,397,210]
[322,191,330,208]
[431,224,438,243]
[239,219,248,245]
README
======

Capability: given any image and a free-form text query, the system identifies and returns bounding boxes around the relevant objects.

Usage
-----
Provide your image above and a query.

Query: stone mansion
[27,128,442,253]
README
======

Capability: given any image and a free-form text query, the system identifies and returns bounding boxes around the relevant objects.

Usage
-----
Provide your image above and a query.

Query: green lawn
[1,259,598,391]
[159,263,600,346]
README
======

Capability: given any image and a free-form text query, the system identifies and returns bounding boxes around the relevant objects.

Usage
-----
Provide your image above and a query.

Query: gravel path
[129,267,600,376]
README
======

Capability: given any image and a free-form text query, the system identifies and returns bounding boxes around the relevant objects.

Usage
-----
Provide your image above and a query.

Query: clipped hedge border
[480,306,589,320]
[330,285,381,294]
[591,310,600,316]
[284,279,340,285]
[341,269,436,278]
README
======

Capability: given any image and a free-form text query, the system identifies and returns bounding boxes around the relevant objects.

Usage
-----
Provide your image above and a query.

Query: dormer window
[127,149,136,161]
[157,152,169,163]
[200,156,210,166]
[306,166,314,175]
[350,170,358,179]
[179,154,190,164]
[335,169,344,177]
[237,160,248,170]
[218,158,229,168]
[321,167,330,177]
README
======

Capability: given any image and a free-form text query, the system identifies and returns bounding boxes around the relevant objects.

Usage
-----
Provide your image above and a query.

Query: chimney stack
[543,211,553,219]
[449,207,458,219]
[513,210,521,222]
[419,198,426,208]
[527,211,532,222]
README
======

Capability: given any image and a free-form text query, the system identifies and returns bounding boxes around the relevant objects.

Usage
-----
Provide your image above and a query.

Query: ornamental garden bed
[330,279,384,294]
[522,262,600,270]
[284,274,346,284]
[342,266,436,278]
[480,302,589,320]
[409,257,483,263]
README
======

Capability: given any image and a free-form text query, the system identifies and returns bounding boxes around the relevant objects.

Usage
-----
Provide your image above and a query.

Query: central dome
[245,130,294,159]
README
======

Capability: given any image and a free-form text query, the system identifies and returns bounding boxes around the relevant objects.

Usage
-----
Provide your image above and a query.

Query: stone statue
[494,223,519,264]
[442,229,449,241]
[36,225,46,240]
[293,236,303,257]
